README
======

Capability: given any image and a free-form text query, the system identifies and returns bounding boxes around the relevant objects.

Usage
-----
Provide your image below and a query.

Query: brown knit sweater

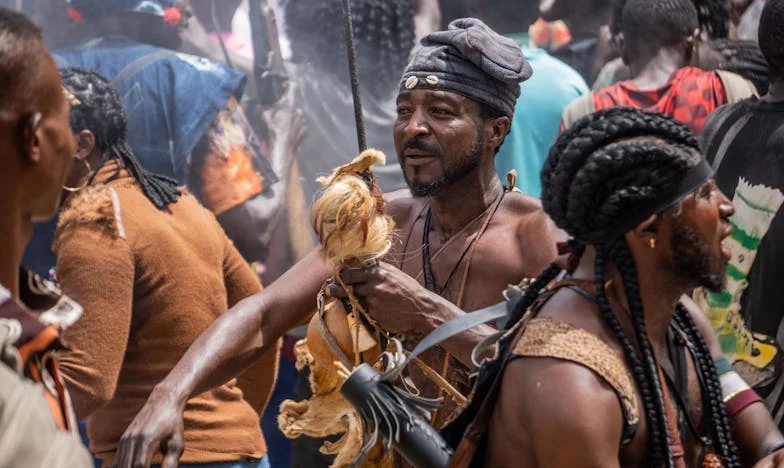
[53,161,279,465]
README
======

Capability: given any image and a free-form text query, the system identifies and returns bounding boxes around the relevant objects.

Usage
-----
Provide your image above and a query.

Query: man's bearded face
[401,129,483,197]
[669,212,727,292]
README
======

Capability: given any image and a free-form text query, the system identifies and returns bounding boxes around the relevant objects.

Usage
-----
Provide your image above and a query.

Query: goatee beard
[405,132,483,198]
[670,218,726,293]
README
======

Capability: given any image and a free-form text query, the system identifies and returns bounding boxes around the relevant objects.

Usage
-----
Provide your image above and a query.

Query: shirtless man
[112,18,562,466]
[469,108,784,467]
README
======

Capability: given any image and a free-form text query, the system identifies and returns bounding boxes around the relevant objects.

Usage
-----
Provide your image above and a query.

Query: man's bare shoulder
[497,356,624,467]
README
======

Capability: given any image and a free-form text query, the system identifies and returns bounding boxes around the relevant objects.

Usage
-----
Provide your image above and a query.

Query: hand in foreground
[327,262,444,336]
[754,450,784,468]
[111,388,185,468]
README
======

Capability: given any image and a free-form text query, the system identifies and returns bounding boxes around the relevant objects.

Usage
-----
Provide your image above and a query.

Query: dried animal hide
[278,340,392,468]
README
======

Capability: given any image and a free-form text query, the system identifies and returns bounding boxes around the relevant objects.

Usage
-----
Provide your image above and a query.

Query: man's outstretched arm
[112,248,331,468]
[682,296,784,466]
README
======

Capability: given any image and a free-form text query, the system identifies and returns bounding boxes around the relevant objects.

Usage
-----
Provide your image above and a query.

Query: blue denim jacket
[23,37,245,276]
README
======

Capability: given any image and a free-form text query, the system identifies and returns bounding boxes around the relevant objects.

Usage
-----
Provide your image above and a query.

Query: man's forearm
[732,401,784,465]
[152,294,272,406]
[420,294,495,368]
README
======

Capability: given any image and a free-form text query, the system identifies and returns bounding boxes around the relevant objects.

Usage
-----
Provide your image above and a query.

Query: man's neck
[763,78,784,103]
[0,204,30,299]
[629,48,686,90]
[607,261,684,350]
[428,166,504,240]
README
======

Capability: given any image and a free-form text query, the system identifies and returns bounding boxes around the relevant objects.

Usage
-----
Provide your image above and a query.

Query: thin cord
[342,0,367,152]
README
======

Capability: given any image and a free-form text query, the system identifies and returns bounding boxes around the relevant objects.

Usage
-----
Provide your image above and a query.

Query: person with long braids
[447,108,784,467]
[52,67,279,468]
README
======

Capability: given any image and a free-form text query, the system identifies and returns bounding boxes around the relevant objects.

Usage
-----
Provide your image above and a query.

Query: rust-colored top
[53,161,279,465]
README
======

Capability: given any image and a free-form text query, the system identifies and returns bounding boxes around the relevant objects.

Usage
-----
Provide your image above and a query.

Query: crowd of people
[0,0,783,467]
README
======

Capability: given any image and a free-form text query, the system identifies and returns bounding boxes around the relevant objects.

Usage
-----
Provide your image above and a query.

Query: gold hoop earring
[62,159,92,193]
[648,238,656,249]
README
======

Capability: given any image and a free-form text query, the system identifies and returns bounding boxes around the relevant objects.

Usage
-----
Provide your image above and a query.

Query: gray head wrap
[399,18,533,118]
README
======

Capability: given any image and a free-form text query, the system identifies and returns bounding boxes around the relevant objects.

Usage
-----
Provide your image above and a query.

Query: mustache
[401,138,441,156]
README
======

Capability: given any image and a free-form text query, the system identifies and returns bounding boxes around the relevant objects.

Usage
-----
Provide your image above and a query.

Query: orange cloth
[53,161,279,465]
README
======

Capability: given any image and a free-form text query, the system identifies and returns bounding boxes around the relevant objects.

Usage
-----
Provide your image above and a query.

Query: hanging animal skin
[278,149,398,467]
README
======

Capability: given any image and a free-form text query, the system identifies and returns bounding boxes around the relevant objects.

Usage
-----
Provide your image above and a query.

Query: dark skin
[763,75,784,103]
[111,88,563,468]
[485,181,784,467]
[621,26,699,90]
[0,45,75,299]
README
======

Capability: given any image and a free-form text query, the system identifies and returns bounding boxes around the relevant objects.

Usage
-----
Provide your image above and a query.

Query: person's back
[696,0,784,428]
[52,68,277,466]
[561,0,756,135]
[497,40,588,197]
[469,0,589,197]
[55,162,272,463]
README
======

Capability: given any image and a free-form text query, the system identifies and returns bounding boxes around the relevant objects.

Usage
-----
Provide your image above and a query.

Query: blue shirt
[495,34,589,197]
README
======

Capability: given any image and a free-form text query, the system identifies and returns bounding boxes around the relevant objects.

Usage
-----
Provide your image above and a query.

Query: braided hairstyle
[60,67,180,209]
[508,108,740,467]
[284,0,415,99]
[611,0,728,39]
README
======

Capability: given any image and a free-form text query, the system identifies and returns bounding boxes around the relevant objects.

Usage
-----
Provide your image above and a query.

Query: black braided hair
[759,0,784,78]
[60,67,180,209]
[611,0,728,39]
[673,304,739,466]
[284,0,415,99]
[510,107,741,466]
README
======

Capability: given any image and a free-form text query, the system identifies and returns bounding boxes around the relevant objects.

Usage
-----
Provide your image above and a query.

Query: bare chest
[388,220,533,311]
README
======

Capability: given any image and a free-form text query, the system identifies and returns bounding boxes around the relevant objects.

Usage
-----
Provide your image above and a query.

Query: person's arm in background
[190,83,304,263]
[411,0,441,39]
[54,221,135,420]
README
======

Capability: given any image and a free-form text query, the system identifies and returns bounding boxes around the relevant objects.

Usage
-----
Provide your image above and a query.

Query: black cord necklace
[421,192,505,294]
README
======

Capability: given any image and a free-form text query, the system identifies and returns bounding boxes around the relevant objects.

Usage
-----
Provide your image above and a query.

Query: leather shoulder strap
[715,69,758,104]
[561,94,595,130]
[513,318,639,445]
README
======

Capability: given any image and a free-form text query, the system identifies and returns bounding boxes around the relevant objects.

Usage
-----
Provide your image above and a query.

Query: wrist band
[715,357,763,418]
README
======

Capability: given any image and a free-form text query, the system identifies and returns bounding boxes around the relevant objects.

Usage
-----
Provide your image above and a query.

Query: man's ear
[631,214,661,247]
[19,112,43,163]
[685,28,700,63]
[488,116,511,152]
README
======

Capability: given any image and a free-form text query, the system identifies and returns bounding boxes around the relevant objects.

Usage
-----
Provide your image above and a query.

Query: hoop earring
[62,159,92,193]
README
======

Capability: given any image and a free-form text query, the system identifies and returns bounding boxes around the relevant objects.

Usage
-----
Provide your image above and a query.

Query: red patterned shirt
[592,67,728,136]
